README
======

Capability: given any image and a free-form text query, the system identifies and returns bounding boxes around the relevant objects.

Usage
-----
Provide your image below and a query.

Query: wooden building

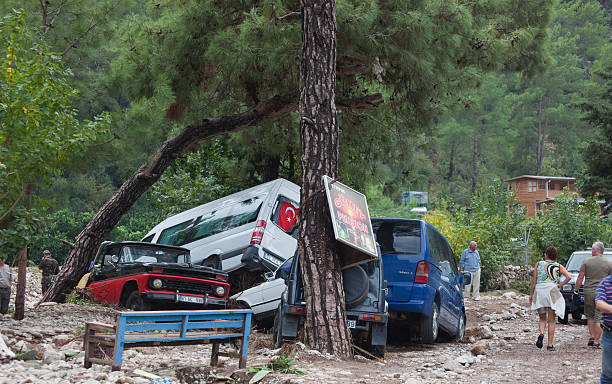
[504,175,579,218]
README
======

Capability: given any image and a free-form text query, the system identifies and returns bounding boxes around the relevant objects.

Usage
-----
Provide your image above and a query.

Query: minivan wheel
[273,306,283,348]
[456,312,466,341]
[420,302,439,343]
[342,266,369,308]
[571,311,582,321]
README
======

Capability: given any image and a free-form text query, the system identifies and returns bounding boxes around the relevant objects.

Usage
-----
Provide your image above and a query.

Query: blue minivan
[371,218,469,343]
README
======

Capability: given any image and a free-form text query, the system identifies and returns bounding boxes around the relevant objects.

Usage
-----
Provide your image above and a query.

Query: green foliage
[0,10,110,254]
[510,280,531,294]
[579,68,612,214]
[531,191,611,264]
[65,289,96,306]
[248,354,306,375]
[425,183,526,288]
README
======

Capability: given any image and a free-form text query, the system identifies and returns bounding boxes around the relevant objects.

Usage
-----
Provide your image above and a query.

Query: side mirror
[462,272,472,286]
[104,255,117,266]
[264,271,275,281]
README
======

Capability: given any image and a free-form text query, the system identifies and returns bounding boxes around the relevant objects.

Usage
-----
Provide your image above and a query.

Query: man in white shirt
[0,257,13,314]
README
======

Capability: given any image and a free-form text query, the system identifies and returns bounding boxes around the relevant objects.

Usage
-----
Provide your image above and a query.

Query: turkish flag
[278,201,298,232]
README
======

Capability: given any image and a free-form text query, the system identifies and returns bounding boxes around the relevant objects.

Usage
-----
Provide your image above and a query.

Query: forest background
[1,0,611,290]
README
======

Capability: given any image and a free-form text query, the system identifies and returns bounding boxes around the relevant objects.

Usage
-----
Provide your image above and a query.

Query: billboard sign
[323,175,377,258]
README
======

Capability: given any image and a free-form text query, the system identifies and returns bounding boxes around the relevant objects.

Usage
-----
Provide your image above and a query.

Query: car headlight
[215,286,226,297]
[562,284,572,292]
[152,278,163,289]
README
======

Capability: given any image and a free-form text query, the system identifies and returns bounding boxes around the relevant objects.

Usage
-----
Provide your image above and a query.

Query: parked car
[231,256,293,328]
[87,241,230,310]
[371,218,470,343]
[141,179,300,275]
[274,249,388,357]
[558,248,612,324]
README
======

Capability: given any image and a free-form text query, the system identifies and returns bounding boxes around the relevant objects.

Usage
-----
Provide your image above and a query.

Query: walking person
[460,241,481,300]
[38,250,60,294]
[529,246,571,351]
[575,241,612,348]
[595,273,612,383]
[0,257,14,315]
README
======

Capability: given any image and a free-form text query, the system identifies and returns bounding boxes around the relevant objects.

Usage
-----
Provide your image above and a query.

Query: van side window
[428,227,457,276]
[271,196,299,234]
[374,221,420,254]
[158,196,265,246]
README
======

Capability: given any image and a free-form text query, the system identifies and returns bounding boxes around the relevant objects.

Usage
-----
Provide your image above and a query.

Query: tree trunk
[471,132,478,196]
[446,141,455,180]
[298,0,352,358]
[536,95,544,176]
[262,155,280,182]
[42,90,382,303]
[13,183,32,320]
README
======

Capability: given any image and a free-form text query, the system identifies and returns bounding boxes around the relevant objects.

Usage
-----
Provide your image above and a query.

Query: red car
[87,241,230,310]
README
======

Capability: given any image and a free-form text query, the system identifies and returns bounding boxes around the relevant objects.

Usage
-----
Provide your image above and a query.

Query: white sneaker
[474,297,481,301]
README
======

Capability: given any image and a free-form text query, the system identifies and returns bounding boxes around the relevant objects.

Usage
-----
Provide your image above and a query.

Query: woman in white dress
[529,246,571,351]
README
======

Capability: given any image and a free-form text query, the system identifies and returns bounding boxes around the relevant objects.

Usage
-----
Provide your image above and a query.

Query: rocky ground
[0,268,603,383]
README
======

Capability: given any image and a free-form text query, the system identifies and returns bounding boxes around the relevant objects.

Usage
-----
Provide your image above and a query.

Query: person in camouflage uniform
[39,250,60,294]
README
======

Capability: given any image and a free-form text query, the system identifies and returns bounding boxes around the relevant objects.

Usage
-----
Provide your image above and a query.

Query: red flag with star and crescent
[278,201,298,232]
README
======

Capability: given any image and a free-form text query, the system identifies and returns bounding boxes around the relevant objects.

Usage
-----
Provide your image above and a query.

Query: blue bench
[83,309,253,371]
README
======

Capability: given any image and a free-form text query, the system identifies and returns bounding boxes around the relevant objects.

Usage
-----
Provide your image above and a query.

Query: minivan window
[566,252,612,272]
[373,221,420,254]
[158,196,265,246]
[271,196,299,234]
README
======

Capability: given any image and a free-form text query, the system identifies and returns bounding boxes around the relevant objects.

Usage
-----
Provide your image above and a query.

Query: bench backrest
[114,309,252,344]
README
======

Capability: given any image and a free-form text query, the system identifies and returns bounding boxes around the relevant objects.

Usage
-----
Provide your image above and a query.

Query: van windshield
[157,196,265,246]
[372,220,421,255]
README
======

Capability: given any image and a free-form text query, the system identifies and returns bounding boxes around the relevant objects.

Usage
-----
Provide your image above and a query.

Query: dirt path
[0,284,604,383]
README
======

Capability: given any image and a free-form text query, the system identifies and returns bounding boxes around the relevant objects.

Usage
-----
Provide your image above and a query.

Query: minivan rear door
[372,219,421,302]
[259,185,300,269]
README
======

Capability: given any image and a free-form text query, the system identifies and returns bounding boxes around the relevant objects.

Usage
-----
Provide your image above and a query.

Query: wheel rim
[432,306,438,340]
[458,314,465,339]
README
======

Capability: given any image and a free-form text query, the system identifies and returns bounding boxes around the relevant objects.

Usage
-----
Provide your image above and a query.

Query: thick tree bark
[42,89,381,304]
[298,0,352,358]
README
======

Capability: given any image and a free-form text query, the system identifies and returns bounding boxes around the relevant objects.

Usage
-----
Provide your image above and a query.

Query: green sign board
[323,175,377,259]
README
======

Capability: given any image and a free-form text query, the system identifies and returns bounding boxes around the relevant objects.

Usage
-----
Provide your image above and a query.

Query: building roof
[503,175,576,182]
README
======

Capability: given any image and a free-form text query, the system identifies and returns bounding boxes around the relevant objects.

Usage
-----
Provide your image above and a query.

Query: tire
[420,301,439,344]
[571,311,582,321]
[558,310,569,324]
[125,290,149,311]
[272,306,283,348]
[455,312,466,341]
[342,266,369,308]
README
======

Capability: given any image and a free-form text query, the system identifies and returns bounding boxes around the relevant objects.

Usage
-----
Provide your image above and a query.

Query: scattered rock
[471,341,488,356]
[479,326,494,339]
[443,360,466,373]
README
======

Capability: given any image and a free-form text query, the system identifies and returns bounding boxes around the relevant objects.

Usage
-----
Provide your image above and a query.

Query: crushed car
[86,241,230,310]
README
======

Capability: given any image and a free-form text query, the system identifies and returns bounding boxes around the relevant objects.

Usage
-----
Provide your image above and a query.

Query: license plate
[347,319,356,329]
[179,295,204,304]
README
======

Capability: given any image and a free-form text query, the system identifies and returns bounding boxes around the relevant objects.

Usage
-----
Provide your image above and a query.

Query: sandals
[536,334,544,349]
[593,343,601,349]
[547,345,555,351]
[588,337,595,346]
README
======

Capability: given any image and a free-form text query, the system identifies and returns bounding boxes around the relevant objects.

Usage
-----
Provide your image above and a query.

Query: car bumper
[142,291,226,307]
[387,284,435,314]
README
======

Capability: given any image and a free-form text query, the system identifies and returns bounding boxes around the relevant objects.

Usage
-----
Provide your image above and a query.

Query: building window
[538,181,546,190]
[528,181,537,192]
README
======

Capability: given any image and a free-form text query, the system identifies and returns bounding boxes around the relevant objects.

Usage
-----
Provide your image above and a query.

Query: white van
[142,179,300,274]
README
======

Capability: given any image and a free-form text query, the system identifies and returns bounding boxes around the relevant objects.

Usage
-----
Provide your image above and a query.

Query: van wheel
[342,266,369,308]
[571,311,582,321]
[455,312,466,341]
[125,291,149,311]
[420,301,439,343]
[273,306,283,348]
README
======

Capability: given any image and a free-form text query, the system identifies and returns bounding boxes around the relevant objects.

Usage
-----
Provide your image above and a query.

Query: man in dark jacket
[39,250,60,294]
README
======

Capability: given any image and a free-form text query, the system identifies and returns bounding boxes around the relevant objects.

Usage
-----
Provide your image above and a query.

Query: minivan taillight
[250,220,267,245]
[414,261,429,284]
